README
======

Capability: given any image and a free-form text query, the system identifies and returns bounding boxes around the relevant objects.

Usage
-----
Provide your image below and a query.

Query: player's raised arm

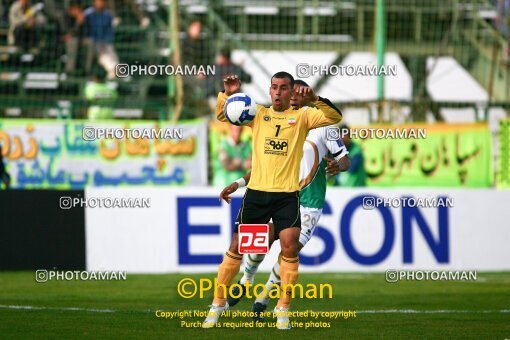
[216,75,241,122]
[299,86,342,129]
[322,126,350,175]
[219,172,251,204]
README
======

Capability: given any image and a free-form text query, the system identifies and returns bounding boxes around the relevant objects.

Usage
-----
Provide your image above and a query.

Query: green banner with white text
[0,119,208,189]
[360,123,493,187]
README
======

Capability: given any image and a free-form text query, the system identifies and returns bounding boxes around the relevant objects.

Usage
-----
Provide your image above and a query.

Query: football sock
[276,256,299,309]
[213,251,243,306]
[240,254,265,284]
[255,254,281,305]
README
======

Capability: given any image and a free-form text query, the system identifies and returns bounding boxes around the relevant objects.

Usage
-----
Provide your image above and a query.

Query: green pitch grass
[0,272,509,339]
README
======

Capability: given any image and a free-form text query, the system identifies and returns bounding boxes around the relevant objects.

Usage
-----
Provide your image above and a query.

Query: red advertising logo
[238,224,269,254]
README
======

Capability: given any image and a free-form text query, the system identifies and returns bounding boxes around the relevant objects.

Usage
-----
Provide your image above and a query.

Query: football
[224,93,257,126]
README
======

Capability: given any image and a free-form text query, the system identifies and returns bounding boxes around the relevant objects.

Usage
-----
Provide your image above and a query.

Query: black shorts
[235,188,301,240]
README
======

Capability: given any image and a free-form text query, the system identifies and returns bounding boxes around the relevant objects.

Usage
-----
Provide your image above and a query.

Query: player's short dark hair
[271,71,294,88]
[294,79,309,87]
[339,124,351,136]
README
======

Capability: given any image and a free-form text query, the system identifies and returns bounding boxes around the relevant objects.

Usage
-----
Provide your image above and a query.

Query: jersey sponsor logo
[272,116,286,120]
[264,137,288,156]
[238,224,269,254]
[288,118,296,125]
[263,115,270,121]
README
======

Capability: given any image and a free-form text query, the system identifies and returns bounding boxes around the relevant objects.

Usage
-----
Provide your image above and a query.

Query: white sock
[255,260,281,305]
[240,254,265,284]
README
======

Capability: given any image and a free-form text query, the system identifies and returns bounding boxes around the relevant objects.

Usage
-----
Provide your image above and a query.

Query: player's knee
[280,243,299,258]
[228,234,240,255]
[269,223,275,245]
[228,243,239,255]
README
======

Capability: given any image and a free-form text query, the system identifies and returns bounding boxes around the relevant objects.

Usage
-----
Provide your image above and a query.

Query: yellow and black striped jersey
[216,92,342,192]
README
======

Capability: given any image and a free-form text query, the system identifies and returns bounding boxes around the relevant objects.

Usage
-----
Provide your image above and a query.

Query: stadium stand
[0,0,508,121]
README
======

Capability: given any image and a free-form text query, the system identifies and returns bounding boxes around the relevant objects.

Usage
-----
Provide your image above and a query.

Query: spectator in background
[8,0,46,52]
[206,46,252,97]
[63,1,84,75]
[84,0,119,80]
[180,19,214,119]
[182,20,213,68]
[332,124,366,187]
[85,70,118,120]
[213,125,252,188]
[493,0,509,37]
[108,0,149,28]
[0,145,10,189]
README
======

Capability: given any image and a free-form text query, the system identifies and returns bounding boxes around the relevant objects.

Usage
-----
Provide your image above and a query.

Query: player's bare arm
[295,85,318,103]
[324,156,351,176]
[219,172,251,203]
[337,155,351,172]
[217,75,256,127]
[215,75,242,122]
[305,94,343,129]
[324,156,341,176]
[224,74,241,96]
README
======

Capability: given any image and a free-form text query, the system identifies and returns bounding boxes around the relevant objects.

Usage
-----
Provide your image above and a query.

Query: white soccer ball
[224,93,257,126]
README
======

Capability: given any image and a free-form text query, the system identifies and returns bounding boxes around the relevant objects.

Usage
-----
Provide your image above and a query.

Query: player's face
[269,77,292,112]
[342,133,351,146]
[290,84,311,109]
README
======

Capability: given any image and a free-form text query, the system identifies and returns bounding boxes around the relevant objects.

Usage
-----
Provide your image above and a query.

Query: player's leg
[228,223,275,306]
[251,253,282,320]
[241,254,265,283]
[217,233,243,305]
[203,189,271,328]
[253,206,322,319]
[271,192,301,330]
[202,233,242,328]
[271,206,321,286]
[239,223,275,285]
[274,227,300,330]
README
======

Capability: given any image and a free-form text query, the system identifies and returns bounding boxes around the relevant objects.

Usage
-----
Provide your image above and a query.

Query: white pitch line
[357,309,510,314]
[0,305,509,315]
[0,305,116,313]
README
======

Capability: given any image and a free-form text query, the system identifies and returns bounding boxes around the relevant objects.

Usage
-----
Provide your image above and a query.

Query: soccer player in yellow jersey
[203,71,342,330]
